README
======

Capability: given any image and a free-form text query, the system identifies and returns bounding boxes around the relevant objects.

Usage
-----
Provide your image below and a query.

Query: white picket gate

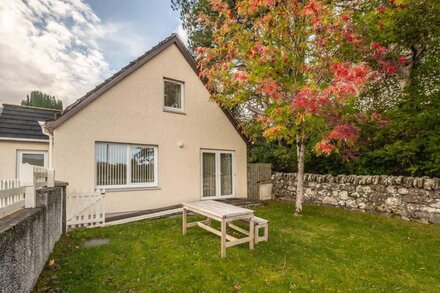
[66,190,106,230]
[0,164,55,218]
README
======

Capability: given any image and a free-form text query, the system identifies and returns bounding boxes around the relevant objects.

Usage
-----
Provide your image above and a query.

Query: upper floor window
[164,78,184,112]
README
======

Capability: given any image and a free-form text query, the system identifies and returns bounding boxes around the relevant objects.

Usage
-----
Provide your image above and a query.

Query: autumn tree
[171,0,217,50]
[196,0,395,214]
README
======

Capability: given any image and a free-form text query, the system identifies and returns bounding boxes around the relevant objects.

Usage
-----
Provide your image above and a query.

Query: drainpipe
[39,121,55,187]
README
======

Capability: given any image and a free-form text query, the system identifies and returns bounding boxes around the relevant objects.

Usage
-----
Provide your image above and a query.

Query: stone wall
[0,183,67,293]
[272,173,440,224]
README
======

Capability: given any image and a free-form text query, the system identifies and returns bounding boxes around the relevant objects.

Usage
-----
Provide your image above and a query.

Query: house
[44,34,248,213]
[0,104,59,179]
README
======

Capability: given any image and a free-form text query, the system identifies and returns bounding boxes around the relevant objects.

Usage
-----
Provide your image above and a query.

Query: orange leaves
[371,112,390,127]
[247,0,277,14]
[259,79,283,101]
[372,42,387,55]
[315,139,334,156]
[250,43,270,58]
[331,62,371,86]
[370,42,402,77]
[263,125,284,140]
[399,56,407,64]
[210,0,229,13]
[291,87,320,114]
[315,124,360,156]
[302,0,321,16]
[233,71,248,82]
[344,32,360,44]
[327,124,359,142]
[341,14,350,23]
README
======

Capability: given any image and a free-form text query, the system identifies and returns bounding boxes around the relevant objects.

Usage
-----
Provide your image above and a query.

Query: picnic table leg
[249,216,255,250]
[221,219,226,258]
[182,208,187,235]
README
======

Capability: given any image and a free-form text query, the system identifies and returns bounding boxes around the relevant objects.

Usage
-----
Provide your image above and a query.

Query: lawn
[35,201,440,292]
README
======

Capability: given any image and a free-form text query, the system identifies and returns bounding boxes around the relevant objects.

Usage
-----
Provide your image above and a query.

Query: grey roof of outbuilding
[0,104,60,140]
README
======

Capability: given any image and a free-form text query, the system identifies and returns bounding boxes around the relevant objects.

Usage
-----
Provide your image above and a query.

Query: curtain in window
[96,143,157,187]
[96,143,127,186]
[220,153,233,195]
[202,152,216,197]
[130,146,155,183]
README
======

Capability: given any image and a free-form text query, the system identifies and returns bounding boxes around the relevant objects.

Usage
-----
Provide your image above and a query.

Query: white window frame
[200,149,236,199]
[16,150,48,178]
[163,78,185,113]
[95,142,158,190]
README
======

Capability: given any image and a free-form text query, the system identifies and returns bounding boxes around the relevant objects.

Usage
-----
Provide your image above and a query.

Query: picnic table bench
[182,200,255,258]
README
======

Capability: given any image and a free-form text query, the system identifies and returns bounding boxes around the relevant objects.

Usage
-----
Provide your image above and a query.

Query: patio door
[201,150,235,199]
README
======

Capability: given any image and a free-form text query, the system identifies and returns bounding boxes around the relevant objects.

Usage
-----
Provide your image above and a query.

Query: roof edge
[47,34,248,144]
[0,136,49,143]
[2,103,61,113]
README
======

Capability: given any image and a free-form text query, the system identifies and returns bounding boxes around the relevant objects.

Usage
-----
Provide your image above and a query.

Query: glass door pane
[202,152,216,197]
[22,153,45,166]
[220,153,233,196]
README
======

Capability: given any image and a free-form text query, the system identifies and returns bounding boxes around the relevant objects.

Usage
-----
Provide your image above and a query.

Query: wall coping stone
[272,172,440,190]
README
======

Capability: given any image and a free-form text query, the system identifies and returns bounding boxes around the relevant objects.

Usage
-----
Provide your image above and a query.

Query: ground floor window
[16,150,48,178]
[95,142,158,189]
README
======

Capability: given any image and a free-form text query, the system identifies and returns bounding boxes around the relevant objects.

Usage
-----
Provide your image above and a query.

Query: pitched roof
[46,34,248,143]
[0,104,60,140]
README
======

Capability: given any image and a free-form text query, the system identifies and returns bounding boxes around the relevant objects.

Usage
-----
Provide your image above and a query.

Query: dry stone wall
[272,172,440,224]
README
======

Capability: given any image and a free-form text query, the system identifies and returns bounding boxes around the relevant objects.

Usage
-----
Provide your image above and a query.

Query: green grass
[35,201,440,292]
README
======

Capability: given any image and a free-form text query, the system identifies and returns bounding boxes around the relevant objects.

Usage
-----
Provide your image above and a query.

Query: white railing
[0,179,25,218]
[0,164,55,218]
[66,189,105,230]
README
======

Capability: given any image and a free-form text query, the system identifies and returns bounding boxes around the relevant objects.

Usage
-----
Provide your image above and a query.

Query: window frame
[95,142,159,190]
[163,77,185,113]
[16,150,48,178]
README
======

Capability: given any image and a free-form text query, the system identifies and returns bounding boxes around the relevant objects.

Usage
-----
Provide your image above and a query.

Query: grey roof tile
[0,104,60,140]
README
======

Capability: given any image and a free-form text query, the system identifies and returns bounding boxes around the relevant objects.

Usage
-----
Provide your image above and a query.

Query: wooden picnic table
[182,200,255,258]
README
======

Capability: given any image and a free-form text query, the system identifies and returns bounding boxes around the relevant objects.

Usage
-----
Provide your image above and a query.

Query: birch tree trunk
[295,135,305,215]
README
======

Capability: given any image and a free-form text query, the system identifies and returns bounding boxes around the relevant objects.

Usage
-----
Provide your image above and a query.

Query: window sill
[163,108,186,115]
[98,186,161,192]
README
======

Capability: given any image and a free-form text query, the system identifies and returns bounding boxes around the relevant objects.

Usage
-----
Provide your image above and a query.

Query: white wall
[53,44,247,213]
[0,140,48,179]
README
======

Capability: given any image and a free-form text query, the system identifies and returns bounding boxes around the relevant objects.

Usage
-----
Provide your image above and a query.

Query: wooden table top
[183,200,254,219]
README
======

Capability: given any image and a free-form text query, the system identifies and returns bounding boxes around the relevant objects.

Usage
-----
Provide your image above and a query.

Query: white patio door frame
[200,149,236,199]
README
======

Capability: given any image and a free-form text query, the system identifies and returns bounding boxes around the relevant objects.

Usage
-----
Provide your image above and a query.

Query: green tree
[21,90,63,110]
[346,0,440,177]
[172,0,226,50]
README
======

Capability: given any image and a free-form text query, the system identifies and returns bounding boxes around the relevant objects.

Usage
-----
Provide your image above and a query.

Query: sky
[0,0,188,106]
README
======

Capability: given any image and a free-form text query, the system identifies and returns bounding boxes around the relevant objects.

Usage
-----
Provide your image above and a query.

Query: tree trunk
[295,136,305,215]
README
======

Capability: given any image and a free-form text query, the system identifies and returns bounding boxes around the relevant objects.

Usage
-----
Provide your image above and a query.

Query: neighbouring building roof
[0,104,60,141]
[46,34,248,143]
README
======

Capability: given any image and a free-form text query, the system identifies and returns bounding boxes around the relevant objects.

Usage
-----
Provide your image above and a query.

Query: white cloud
[0,0,149,106]
[176,23,189,46]
[96,21,150,65]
